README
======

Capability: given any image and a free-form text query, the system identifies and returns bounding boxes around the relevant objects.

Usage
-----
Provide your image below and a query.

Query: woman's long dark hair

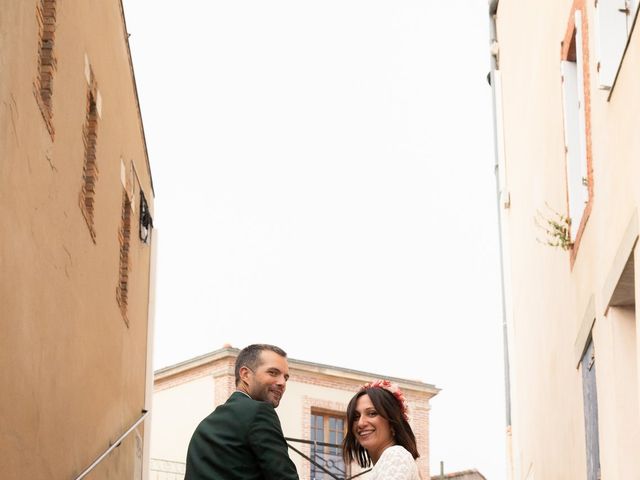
[342,386,419,468]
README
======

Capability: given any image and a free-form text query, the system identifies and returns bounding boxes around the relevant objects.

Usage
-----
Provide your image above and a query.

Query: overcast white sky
[122,1,507,478]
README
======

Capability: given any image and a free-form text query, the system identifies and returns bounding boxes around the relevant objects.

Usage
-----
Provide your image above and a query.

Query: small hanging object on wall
[139,190,153,244]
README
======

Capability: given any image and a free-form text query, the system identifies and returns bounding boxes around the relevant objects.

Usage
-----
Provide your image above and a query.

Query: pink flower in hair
[360,379,409,421]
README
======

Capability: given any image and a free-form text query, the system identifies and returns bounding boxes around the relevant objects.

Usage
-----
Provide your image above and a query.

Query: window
[560,6,593,255]
[310,412,347,480]
[581,338,601,480]
[34,0,57,137]
[595,0,639,90]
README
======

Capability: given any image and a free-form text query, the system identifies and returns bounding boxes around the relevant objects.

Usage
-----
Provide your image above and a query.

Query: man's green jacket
[185,391,299,480]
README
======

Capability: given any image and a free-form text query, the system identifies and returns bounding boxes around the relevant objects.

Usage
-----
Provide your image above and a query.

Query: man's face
[244,350,290,407]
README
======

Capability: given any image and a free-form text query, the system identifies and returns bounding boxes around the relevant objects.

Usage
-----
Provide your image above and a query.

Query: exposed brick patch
[154,358,235,392]
[79,72,100,242]
[33,0,57,138]
[412,405,431,478]
[116,190,131,325]
[215,374,236,406]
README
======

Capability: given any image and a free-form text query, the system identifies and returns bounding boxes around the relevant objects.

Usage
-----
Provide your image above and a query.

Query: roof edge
[118,0,155,197]
[154,347,440,395]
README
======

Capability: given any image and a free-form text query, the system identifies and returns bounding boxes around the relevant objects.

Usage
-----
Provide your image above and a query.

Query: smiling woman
[342,381,420,479]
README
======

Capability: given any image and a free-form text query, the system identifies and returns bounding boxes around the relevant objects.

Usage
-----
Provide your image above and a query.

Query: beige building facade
[150,346,439,480]
[490,0,640,478]
[1,1,155,479]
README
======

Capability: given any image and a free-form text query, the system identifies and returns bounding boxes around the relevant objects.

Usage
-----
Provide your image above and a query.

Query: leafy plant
[534,203,573,251]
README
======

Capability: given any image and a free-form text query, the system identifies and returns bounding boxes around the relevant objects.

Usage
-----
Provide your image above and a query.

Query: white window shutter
[595,0,628,89]
[574,10,589,218]
[561,60,585,239]
[561,61,579,169]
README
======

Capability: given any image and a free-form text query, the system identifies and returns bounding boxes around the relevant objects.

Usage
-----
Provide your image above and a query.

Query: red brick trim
[301,397,349,480]
[33,0,56,139]
[116,190,132,325]
[78,72,100,242]
[561,0,594,268]
[154,358,235,392]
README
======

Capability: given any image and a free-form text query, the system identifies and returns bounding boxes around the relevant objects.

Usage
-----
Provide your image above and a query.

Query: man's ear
[239,365,252,383]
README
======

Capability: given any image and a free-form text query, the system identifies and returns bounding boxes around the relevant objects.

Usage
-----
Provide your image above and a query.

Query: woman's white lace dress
[368,445,420,480]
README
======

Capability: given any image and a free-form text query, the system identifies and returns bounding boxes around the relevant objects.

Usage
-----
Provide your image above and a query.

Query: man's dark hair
[235,344,288,385]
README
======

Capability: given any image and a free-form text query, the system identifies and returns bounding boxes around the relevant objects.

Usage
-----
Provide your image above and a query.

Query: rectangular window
[581,338,601,480]
[561,7,592,251]
[310,412,347,480]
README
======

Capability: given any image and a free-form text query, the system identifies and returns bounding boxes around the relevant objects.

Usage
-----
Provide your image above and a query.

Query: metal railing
[285,437,371,480]
[74,409,148,480]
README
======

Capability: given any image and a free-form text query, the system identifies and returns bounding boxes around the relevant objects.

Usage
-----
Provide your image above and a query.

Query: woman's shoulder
[372,445,420,480]
[380,445,415,462]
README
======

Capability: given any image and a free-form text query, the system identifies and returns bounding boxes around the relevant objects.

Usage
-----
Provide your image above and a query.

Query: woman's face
[353,393,395,464]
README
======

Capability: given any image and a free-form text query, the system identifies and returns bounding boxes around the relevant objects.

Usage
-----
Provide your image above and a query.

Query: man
[185,344,299,480]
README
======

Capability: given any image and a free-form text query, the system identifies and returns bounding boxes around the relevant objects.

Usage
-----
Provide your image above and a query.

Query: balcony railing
[147,437,370,480]
[285,437,371,480]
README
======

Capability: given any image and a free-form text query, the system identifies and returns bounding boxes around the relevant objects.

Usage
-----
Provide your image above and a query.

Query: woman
[342,379,421,480]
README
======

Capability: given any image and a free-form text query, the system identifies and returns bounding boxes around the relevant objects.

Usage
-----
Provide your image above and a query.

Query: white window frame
[561,10,589,241]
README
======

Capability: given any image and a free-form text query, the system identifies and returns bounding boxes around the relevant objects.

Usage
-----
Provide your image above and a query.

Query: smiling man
[185,344,299,480]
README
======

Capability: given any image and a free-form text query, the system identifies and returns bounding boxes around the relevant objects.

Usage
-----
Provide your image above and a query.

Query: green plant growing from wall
[534,203,573,251]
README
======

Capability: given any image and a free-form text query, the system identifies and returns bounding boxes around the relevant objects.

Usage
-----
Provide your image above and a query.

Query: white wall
[150,375,216,463]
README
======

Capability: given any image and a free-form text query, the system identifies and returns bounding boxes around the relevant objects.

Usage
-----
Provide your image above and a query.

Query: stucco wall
[494,0,640,478]
[0,1,154,478]
[151,375,216,463]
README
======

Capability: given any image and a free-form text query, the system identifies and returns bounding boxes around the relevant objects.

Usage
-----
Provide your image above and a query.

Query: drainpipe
[487,0,512,428]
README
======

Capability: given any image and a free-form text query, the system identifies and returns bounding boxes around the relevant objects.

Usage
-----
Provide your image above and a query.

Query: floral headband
[360,379,409,421]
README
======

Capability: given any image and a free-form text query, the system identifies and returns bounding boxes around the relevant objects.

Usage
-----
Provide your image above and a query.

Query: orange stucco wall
[0,1,155,478]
